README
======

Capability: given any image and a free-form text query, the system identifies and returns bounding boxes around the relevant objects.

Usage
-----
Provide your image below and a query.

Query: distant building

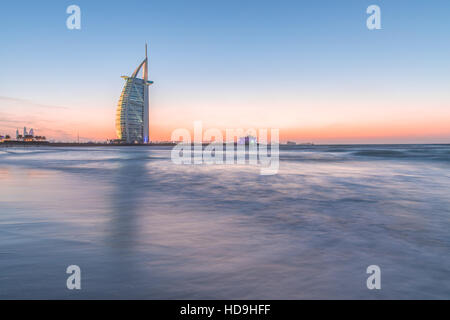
[238,135,257,145]
[10,127,46,142]
[0,135,11,142]
[286,141,297,145]
[115,44,153,144]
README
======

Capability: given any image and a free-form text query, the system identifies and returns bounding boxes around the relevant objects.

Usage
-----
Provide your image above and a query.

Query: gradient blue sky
[1,0,449,142]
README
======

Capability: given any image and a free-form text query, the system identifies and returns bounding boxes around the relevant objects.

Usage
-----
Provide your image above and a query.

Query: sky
[0,0,449,143]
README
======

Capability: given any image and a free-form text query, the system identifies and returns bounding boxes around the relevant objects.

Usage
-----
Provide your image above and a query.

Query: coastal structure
[238,135,257,145]
[16,127,45,142]
[115,45,153,144]
[0,127,46,143]
[0,135,10,142]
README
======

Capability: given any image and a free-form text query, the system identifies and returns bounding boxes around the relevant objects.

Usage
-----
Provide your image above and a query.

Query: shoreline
[1,141,449,148]
[0,141,177,147]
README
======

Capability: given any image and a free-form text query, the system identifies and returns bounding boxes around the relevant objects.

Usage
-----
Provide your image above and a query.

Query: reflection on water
[0,145,449,299]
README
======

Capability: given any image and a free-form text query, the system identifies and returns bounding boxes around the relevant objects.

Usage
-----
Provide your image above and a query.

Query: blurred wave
[0,144,449,299]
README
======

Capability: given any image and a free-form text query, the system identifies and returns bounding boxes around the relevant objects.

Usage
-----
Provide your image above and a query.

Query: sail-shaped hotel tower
[115,45,153,143]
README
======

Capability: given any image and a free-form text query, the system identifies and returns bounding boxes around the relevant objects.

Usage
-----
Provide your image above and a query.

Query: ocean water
[0,144,449,299]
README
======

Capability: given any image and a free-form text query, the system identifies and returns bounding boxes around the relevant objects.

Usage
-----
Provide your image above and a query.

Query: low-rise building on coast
[0,127,47,144]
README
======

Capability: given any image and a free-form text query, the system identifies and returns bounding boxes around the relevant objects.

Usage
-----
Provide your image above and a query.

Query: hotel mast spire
[143,43,149,143]
[144,43,148,82]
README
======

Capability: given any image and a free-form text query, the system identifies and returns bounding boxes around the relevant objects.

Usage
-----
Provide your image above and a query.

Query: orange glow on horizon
[66,119,450,144]
[2,95,450,144]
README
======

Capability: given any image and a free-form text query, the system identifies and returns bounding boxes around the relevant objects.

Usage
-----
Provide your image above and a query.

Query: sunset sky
[1,0,449,143]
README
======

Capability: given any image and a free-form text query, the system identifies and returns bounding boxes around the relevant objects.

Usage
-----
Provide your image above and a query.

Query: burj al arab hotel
[115,45,153,144]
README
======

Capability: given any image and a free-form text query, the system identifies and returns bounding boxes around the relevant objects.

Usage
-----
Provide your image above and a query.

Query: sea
[0,144,449,299]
